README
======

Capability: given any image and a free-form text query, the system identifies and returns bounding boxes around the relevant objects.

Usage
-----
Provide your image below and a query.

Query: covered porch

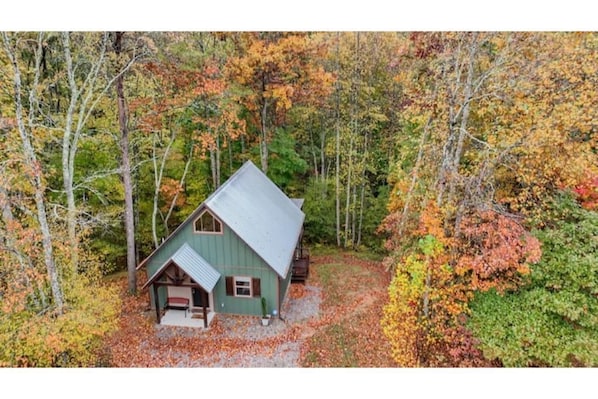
[143,243,221,328]
[160,308,216,328]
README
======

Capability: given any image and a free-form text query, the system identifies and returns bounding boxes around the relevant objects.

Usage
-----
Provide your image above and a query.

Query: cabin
[136,160,309,328]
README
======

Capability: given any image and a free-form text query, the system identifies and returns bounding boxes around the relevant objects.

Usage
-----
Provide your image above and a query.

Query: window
[194,209,222,234]
[225,276,261,298]
[234,276,252,297]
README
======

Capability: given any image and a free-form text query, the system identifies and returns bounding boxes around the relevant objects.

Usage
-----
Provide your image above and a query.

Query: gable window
[225,276,261,298]
[194,209,222,234]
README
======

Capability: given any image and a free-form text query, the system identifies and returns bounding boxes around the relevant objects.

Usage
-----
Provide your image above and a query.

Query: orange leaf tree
[226,32,333,173]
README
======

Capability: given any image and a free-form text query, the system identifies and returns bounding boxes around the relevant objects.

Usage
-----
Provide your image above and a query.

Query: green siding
[145,212,287,317]
[215,266,278,316]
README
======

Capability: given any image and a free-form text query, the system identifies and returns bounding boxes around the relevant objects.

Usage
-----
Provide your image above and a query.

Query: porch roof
[142,243,221,292]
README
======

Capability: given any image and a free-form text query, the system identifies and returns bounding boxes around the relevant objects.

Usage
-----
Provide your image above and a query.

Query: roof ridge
[136,160,259,270]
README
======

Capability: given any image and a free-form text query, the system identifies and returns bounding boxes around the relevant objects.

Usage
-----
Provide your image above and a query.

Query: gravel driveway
[154,284,322,367]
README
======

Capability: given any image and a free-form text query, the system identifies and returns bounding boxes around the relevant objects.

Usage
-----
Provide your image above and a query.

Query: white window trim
[193,209,223,235]
[233,276,252,298]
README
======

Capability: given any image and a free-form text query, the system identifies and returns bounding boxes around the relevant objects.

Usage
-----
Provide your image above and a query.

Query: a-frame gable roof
[142,243,221,291]
[138,160,305,278]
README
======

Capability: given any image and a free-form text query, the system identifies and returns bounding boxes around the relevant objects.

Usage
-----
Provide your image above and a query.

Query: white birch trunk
[2,32,65,312]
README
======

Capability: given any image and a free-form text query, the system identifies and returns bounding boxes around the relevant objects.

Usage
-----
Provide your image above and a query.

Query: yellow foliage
[382,225,470,366]
[0,274,120,367]
[381,254,426,367]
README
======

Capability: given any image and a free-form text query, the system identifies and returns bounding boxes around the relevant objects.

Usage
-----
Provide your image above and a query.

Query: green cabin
[137,160,306,328]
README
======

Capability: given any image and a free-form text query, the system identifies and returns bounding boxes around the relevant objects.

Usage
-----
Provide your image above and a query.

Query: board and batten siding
[146,211,282,316]
[215,265,279,316]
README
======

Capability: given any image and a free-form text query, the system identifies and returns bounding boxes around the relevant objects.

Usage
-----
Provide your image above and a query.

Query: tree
[227,32,332,173]
[381,204,485,366]
[469,194,598,366]
[112,31,138,294]
[1,33,121,366]
[130,36,237,249]
[1,32,65,313]
[304,32,402,249]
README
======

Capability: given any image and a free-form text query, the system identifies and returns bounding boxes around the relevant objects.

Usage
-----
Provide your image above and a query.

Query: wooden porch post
[202,288,208,328]
[153,284,161,324]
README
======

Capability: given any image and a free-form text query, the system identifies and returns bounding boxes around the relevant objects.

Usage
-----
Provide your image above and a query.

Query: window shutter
[252,278,261,297]
[225,276,233,296]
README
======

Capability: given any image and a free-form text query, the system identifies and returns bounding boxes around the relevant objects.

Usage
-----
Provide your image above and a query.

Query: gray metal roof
[143,243,221,291]
[291,198,305,209]
[204,160,305,278]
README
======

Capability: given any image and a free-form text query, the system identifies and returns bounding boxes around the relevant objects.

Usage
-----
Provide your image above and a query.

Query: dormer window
[194,209,222,234]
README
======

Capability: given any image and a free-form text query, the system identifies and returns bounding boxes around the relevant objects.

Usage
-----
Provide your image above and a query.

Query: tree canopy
[0,31,596,366]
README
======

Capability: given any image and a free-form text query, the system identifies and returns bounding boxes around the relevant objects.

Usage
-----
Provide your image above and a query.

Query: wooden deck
[292,248,310,283]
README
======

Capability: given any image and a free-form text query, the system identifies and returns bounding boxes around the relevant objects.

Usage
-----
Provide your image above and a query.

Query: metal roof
[138,160,305,279]
[142,243,221,292]
[204,160,305,278]
[291,198,305,209]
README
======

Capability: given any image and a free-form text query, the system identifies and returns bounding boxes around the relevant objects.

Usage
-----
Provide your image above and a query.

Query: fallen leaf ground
[299,252,396,367]
[103,250,397,367]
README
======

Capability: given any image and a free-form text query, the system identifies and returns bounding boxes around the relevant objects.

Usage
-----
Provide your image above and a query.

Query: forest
[0,32,596,367]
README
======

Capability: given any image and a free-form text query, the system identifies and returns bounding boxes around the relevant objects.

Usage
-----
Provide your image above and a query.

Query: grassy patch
[310,245,385,262]
[300,251,396,367]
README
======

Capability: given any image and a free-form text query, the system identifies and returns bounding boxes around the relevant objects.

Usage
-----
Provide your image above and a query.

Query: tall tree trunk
[334,32,341,247]
[260,97,269,173]
[309,124,319,179]
[215,134,221,188]
[2,32,65,313]
[344,132,353,248]
[436,33,478,210]
[357,184,365,247]
[356,128,369,247]
[151,131,174,249]
[163,143,194,236]
[61,32,110,273]
[344,32,360,249]
[210,147,217,188]
[351,185,357,247]
[61,32,80,272]
[114,32,137,295]
[320,126,326,182]
[398,115,432,237]
[228,137,234,174]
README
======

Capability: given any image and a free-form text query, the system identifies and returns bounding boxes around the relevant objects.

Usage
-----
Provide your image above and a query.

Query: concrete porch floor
[160,309,215,328]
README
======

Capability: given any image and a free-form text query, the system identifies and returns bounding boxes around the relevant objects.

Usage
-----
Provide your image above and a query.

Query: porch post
[153,284,161,324]
[202,288,208,328]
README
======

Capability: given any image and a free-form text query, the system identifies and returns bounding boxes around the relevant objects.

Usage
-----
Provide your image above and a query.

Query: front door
[191,287,206,308]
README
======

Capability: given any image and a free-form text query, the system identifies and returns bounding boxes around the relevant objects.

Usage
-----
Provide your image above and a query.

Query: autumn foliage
[381,32,597,367]
[1,31,597,368]
[0,274,120,367]
[573,175,598,211]
[456,210,542,292]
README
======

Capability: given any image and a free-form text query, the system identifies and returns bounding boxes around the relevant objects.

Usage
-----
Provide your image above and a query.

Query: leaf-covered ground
[103,250,396,367]
[299,252,396,367]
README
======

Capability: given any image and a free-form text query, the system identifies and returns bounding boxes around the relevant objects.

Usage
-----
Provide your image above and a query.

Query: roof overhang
[142,243,221,292]
[291,198,305,209]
